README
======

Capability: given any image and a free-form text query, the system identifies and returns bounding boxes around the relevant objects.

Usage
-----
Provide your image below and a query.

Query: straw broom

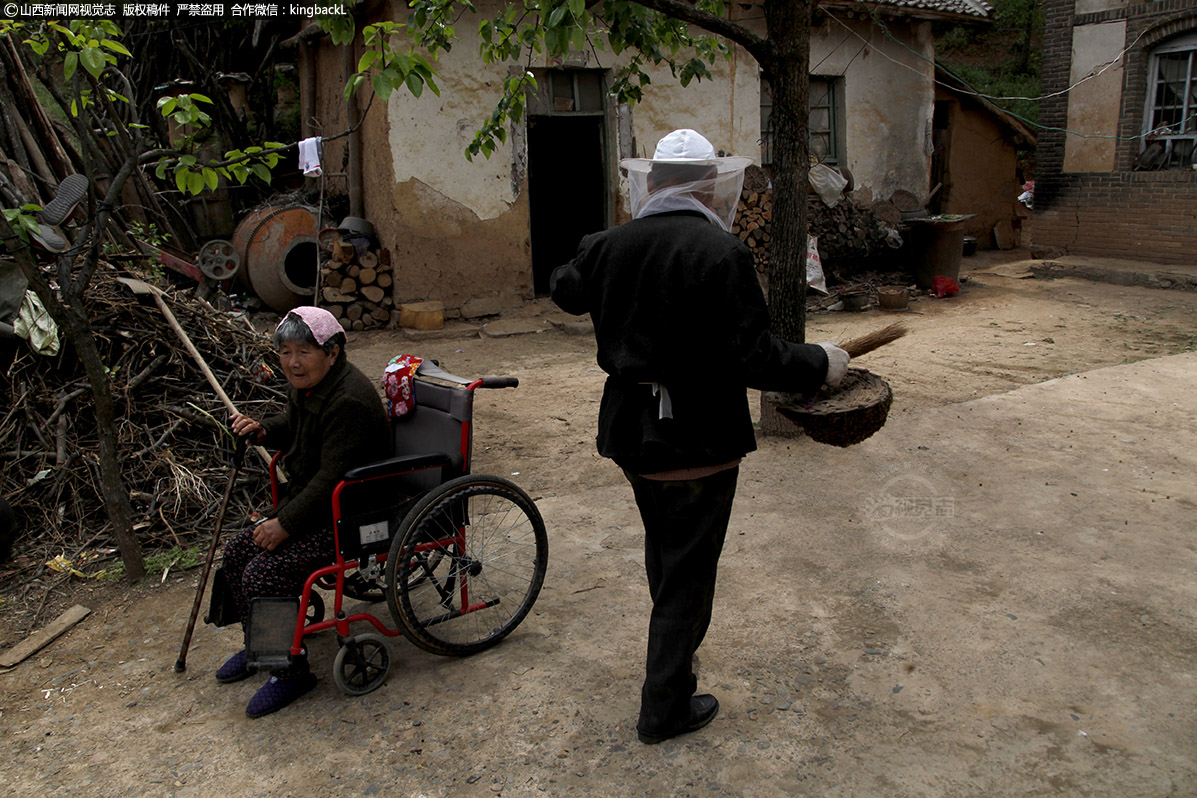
[839,321,908,358]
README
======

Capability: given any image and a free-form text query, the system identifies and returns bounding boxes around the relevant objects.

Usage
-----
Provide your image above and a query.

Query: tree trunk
[759,0,814,436]
[761,0,813,344]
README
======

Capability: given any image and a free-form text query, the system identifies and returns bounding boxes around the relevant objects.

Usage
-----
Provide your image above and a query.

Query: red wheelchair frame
[246,362,548,696]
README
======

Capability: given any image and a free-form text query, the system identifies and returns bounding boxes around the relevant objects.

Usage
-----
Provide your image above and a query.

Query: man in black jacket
[551,128,850,745]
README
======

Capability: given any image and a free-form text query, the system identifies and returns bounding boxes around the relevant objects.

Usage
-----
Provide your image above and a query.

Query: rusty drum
[231,205,320,312]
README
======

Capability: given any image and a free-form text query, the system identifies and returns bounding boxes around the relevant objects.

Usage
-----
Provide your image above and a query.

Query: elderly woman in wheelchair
[212,306,548,719]
[218,306,390,717]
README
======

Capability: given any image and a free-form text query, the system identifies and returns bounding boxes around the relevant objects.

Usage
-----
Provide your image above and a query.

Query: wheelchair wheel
[386,475,547,656]
[332,633,391,696]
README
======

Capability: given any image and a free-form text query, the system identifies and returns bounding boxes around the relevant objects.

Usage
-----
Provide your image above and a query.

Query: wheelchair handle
[472,377,519,390]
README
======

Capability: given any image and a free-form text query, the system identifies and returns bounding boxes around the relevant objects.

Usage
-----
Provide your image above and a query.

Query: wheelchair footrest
[246,596,300,671]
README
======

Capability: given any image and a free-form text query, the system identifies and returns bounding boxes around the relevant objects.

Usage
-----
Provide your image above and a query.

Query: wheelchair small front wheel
[332,633,391,696]
[386,475,548,656]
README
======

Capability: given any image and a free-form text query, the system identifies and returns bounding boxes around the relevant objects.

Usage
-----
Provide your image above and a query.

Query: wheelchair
[241,359,548,696]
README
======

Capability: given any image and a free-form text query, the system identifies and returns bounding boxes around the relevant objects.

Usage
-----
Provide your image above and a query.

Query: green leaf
[568,0,584,17]
[100,39,131,57]
[357,50,380,73]
[406,73,424,98]
[373,73,392,101]
[190,93,213,105]
[203,169,219,191]
[175,168,189,193]
[63,51,78,81]
[155,159,169,179]
[547,5,567,27]
[157,97,178,117]
[251,164,272,184]
[79,46,105,78]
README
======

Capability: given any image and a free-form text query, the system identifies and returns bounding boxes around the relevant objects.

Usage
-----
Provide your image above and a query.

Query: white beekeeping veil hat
[621,129,754,232]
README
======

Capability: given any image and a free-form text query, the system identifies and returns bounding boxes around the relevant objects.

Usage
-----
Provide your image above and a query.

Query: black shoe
[39,174,87,226]
[637,694,719,744]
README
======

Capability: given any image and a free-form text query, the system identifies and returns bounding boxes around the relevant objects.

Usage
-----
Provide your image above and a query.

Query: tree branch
[625,0,769,59]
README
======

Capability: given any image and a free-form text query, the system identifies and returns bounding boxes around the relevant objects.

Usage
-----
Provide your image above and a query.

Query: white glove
[817,342,850,388]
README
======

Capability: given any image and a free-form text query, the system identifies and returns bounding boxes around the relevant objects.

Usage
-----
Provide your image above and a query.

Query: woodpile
[0,272,282,577]
[734,166,902,278]
[319,237,394,331]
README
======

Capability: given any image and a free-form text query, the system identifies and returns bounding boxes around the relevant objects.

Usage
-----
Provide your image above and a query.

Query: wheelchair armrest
[342,452,452,481]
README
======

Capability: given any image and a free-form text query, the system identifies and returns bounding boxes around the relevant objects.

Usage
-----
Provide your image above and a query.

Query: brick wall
[1035,0,1197,263]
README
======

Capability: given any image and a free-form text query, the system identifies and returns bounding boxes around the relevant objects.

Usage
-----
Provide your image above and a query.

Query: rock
[460,295,510,319]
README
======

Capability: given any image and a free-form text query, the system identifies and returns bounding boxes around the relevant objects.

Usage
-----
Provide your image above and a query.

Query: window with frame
[1141,31,1197,169]
[760,76,843,167]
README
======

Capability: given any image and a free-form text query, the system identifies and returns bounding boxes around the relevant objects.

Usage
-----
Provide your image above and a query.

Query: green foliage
[2,205,42,243]
[99,545,206,582]
[333,1,733,161]
[936,0,1045,129]
[3,20,288,200]
[156,93,214,129]
[153,136,286,197]
[949,62,1041,127]
[6,19,132,117]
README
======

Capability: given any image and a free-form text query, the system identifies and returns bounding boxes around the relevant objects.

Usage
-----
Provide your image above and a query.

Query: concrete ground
[0,251,1194,796]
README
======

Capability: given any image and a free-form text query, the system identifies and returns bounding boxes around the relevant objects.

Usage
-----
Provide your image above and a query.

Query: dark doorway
[527,114,607,295]
[930,100,952,215]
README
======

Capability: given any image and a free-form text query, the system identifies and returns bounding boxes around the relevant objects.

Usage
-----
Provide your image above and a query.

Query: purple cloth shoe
[215,649,253,684]
[245,671,317,718]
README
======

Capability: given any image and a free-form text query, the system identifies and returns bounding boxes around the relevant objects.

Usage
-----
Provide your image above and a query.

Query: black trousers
[624,467,739,733]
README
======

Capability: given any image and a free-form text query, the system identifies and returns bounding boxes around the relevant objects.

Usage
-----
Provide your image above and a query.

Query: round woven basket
[771,369,893,447]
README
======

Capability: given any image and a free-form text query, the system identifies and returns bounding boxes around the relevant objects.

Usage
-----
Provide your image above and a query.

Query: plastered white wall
[1064,21,1126,172]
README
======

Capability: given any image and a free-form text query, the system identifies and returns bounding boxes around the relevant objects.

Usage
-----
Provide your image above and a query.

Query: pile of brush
[0,271,284,576]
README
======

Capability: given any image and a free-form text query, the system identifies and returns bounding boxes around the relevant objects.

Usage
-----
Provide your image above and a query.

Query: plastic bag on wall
[807,234,828,295]
[808,164,848,207]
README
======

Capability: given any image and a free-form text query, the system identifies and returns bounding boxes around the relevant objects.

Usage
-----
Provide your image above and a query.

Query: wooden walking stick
[174,432,247,673]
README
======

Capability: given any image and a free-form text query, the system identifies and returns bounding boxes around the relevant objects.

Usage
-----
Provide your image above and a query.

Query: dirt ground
[1,249,1195,796]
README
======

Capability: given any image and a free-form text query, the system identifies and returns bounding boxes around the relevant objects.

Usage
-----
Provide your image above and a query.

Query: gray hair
[273,312,346,359]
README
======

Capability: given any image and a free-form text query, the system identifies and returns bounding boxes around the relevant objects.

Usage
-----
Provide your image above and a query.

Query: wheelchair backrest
[391,374,474,489]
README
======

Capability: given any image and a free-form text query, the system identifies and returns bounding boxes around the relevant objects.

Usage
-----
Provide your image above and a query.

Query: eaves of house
[934,63,1039,149]
[817,0,992,24]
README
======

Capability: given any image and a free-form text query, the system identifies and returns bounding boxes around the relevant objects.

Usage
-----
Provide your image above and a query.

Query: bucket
[839,289,872,312]
[877,286,909,311]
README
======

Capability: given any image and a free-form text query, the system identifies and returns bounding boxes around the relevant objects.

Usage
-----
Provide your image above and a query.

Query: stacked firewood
[735,190,773,273]
[320,241,394,331]
[734,167,901,277]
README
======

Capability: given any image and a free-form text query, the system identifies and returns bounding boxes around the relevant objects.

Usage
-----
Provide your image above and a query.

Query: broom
[839,321,908,358]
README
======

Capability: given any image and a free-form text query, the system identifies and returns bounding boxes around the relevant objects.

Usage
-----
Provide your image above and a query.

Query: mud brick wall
[1034,0,1197,264]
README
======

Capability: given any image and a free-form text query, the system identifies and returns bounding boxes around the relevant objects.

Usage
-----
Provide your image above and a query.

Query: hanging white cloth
[298,137,323,177]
